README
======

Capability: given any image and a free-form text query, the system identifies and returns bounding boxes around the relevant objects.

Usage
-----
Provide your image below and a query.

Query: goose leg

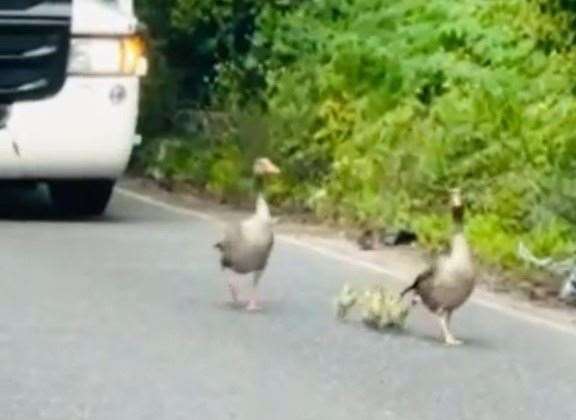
[246,270,263,311]
[439,310,462,346]
[227,272,239,304]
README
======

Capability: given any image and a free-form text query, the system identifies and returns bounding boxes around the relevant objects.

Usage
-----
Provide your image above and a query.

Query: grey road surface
[0,186,575,420]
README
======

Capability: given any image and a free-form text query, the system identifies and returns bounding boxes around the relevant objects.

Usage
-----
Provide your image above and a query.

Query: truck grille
[0,1,71,103]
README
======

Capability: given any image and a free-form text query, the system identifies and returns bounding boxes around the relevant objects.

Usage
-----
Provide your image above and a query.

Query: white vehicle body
[0,0,145,181]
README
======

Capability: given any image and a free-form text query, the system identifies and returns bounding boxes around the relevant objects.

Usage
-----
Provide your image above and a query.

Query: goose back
[410,234,475,312]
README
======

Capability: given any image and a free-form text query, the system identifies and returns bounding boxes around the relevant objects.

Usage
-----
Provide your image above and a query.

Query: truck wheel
[49,180,114,217]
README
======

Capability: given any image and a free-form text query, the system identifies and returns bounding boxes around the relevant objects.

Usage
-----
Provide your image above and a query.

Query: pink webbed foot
[246,299,261,312]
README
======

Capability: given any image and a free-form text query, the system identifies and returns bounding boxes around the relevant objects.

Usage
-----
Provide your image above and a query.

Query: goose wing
[214,221,242,269]
[401,264,436,298]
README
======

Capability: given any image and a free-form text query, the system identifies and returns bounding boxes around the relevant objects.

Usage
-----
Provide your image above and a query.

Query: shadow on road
[335,317,496,351]
[405,327,496,351]
[212,299,290,316]
[0,183,121,223]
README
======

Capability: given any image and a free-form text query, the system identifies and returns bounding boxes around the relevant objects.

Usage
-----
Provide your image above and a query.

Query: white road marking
[117,187,576,337]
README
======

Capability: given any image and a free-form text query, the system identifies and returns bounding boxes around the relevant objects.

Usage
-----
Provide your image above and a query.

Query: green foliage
[139,136,213,184]
[137,0,576,274]
[206,144,251,200]
[254,0,576,271]
[138,133,249,202]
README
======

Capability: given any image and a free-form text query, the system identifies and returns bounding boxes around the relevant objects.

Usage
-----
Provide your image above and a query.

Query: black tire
[48,179,114,217]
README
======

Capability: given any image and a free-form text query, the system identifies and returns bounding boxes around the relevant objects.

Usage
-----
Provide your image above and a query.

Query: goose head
[253,157,281,176]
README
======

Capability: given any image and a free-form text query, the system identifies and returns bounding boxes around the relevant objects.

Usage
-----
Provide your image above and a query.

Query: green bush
[251,0,576,271]
[137,0,576,275]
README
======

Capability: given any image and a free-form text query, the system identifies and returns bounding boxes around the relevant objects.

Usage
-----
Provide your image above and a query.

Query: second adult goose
[214,157,280,311]
[401,188,476,345]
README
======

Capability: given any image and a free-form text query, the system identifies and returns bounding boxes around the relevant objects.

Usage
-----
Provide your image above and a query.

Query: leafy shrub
[137,0,576,275]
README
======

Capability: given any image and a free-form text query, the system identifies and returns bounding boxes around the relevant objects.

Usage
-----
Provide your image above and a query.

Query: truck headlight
[67,35,148,76]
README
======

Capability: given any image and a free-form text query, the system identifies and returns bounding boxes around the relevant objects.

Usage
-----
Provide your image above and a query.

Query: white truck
[0,0,147,216]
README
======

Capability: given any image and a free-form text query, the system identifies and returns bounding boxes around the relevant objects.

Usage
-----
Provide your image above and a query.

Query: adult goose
[214,157,280,311]
[401,188,476,345]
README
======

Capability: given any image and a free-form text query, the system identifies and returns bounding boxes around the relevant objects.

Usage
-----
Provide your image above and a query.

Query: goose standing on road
[401,188,476,345]
[214,157,280,311]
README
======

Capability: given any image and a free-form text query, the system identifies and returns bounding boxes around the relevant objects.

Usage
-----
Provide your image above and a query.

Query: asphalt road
[0,185,575,420]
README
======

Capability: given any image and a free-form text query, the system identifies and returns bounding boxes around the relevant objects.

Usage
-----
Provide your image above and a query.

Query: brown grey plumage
[215,196,275,273]
[214,157,280,311]
[401,188,475,345]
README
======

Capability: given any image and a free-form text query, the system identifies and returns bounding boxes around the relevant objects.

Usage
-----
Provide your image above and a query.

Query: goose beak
[267,161,281,175]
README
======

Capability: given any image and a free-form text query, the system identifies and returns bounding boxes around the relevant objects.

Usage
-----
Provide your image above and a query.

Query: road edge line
[116,187,576,338]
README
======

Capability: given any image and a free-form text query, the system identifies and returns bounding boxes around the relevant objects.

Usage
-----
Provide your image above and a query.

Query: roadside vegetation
[133,0,576,281]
